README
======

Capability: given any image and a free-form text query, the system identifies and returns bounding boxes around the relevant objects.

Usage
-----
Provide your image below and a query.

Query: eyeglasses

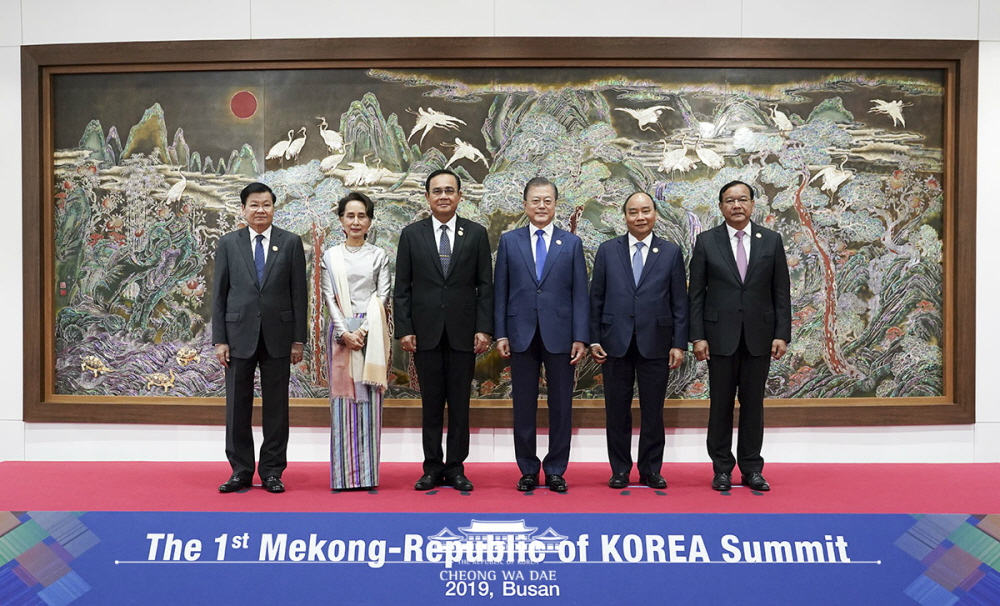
[527,198,555,207]
[430,187,458,196]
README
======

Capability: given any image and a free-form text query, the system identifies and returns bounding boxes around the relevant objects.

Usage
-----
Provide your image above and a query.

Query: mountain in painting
[121,103,170,162]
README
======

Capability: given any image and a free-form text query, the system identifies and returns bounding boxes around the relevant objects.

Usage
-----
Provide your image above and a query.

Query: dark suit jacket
[494,225,589,354]
[211,226,308,358]
[393,216,493,351]
[688,222,791,357]
[590,234,689,358]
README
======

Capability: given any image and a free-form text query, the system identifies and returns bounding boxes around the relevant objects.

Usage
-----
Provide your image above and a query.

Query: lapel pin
[457,228,464,236]
[755,232,761,239]
[272,246,278,251]
[556,239,562,245]
[652,247,659,253]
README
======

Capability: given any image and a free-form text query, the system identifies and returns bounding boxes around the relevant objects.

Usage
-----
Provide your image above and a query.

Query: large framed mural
[22,38,977,428]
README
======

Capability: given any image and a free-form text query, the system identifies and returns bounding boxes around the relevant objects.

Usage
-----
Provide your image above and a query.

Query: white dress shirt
[627,232,653,265]
[432,215,458,253]
[725,222,752,263]
[249,225,273,263]
[530,222,554,263]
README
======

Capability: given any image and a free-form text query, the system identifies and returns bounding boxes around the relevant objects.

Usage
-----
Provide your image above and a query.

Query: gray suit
[212,226,307,480]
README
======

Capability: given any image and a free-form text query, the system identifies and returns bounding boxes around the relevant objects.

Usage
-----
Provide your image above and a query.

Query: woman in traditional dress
[320,191,391,490]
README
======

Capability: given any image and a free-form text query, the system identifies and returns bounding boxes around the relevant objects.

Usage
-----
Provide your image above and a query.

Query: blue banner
[3,511,999,605]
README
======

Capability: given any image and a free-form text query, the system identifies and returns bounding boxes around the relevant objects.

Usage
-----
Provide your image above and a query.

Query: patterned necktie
[535,229,547,281]
[254,234,265,284]
[632,241,644,286]
[736,230,747,281]
[439,225,451,276]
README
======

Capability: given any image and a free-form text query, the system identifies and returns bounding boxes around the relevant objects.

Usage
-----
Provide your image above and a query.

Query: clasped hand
[341,330,365,351]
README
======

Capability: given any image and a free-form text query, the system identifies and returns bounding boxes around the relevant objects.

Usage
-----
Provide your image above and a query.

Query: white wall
[3,0,997,464]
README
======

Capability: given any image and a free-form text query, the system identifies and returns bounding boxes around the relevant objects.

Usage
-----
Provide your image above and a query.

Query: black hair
[337,191,375,219]
[425,169,462,193]
[718,180,756,204]
[240,182,276,206]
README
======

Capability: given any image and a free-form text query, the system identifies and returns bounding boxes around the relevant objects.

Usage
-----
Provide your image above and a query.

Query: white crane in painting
[769,104,794,131]
[320,152,345,172]
[266,130,295,163]
[809,157,854,193]
[165,169,187,204]
[869,99,911,128]
[407,107,467,145]
[360,157,391,186]
[316,117,345,154]
[344,155,371,187]
[694,136,725,170]
[657,140,696,174]
[344,155,389,187]
[615,105,674,133]
[285,127,308,163]
[443,138,490,169]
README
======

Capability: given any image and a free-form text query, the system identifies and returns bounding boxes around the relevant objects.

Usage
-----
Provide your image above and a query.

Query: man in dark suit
[689,180,791,492]
[212,182,307,494]
[494,177,588,493]
[590,192,689,490]
[394,169,493,492]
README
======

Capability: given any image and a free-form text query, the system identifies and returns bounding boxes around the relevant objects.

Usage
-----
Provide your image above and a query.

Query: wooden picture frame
[22,37,977,428]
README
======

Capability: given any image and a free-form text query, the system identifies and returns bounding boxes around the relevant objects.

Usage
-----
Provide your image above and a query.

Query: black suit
[590,234,688,477]
[689,221,791,475]
[393,216,493,479]
[212,226,307,481]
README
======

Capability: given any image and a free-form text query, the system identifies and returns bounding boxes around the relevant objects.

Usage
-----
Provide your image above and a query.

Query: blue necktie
[439,225,451,276]
[632,241,644,286]
[535,229,547,281]
[254,234,265,284]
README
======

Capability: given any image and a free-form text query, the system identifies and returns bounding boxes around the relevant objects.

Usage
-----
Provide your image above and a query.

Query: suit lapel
[637,235,664,287]
[614,235,635,290]
[261,228,283,288]
[236,228,260,289]
[418,219,445,279]
[744,222,762,282]
[513,227,537,283]
[713,224,742,283]
[538,227,566,284]
[450,218,469,280]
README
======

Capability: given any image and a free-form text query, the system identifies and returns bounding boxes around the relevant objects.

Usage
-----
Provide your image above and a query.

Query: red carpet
[2,461,997,514]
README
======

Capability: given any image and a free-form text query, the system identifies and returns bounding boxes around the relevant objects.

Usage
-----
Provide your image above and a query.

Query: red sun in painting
[230,91,258,119]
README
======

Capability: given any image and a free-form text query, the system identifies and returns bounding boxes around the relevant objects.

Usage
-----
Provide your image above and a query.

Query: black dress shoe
[639,473,667,489]
[414,474,439,491]
[517,474,538,492]
[545,474,568,493]
[444,474,474,491]
[262,476,285,493]
[218,475,251,493]
[712,472,732,491]
[741,471,770,491]
[608,472,629,489]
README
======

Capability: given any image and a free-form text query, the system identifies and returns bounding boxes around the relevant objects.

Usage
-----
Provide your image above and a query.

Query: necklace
[344,243,364,253]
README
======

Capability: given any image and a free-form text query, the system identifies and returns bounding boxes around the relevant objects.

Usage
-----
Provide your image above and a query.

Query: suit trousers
[603,336,670,477]
[225,331,290,481]
[706,331,769,475]
[511,328,575,477]
[414,327,475,479]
